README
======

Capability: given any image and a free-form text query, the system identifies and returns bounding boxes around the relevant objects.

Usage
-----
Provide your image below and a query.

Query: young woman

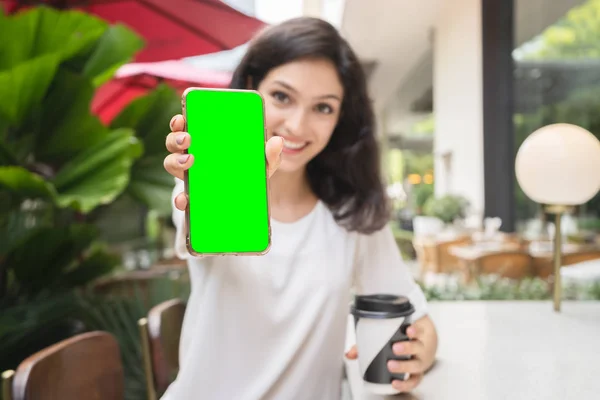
[162,17,437,400]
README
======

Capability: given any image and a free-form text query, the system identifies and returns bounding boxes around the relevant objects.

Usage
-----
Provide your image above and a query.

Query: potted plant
[422,194,470,224]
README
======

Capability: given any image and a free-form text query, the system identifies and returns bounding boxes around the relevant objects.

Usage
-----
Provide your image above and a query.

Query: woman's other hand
[344,315,438,393]
[386,316,437,392]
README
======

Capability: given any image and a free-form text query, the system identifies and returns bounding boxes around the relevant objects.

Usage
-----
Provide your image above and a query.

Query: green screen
[184,89,270,254]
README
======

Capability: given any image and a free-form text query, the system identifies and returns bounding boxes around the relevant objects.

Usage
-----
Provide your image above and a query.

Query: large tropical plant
[0,9,192,400]
[90,83,182,249]
[0,5,146,372]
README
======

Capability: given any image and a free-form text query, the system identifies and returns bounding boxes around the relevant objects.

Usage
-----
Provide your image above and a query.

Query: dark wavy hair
[230,17,390,234]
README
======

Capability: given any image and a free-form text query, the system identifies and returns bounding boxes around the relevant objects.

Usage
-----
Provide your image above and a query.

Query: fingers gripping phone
[182,88,271,256]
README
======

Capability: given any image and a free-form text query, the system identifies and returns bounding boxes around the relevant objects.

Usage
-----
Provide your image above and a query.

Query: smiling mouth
[275,135,310,152]
[282,138,308,150]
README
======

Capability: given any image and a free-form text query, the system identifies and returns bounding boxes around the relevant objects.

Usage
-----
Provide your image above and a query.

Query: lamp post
[515,123,600,312]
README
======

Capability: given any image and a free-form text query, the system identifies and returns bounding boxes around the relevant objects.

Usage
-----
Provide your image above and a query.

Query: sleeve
[171,177,191,260]
[352,224,429,321]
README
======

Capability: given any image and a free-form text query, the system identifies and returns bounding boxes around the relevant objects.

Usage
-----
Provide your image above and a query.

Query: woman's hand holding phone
[164,114,283,211]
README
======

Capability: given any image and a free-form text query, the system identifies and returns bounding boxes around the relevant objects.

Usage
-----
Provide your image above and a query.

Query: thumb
[266,136,283,178]
[345,345,358,360]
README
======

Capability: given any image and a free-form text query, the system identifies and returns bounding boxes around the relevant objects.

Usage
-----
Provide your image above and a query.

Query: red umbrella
[2,0,266,62]
[92,60,233,124]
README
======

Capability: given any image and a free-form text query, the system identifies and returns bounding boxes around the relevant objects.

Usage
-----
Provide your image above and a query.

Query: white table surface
[344,301,600,400]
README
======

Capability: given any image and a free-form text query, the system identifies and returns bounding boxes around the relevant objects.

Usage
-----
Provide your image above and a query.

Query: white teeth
[282,138,307,150]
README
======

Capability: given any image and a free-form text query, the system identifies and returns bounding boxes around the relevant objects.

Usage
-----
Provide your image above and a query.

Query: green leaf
[53,128,141,188]
[0,292,75,338]
[0,6,107,70]
[0,166,57,201]
[83,24,145,87]
[111,84,181,156]
[129,156,174,215]
[0,207,53,257]
[110,85,180,215]
[0,54,60,125]
[0,140,18,166]
[37,69,109,164]
[0,292,84,372]
[52,128,143,213]
[61,245,120,288]
[6,224,99,294]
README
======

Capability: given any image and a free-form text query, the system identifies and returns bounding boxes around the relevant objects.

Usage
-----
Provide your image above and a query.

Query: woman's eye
[316,103,333,114]
[272,91,290,104]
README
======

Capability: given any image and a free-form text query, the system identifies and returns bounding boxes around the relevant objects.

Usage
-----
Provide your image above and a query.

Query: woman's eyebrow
[273,80,298,93]
[273,80,342,102]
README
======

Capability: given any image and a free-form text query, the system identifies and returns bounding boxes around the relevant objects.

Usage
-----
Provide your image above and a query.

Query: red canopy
[2,0,266,62]
[92,60,233,124]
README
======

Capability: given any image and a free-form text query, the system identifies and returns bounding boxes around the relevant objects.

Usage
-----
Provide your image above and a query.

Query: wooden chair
[138,299,186,400]
[414,236,472,277]
[1,331,123,400]
[436,237,473,274]
[474,251,533,280]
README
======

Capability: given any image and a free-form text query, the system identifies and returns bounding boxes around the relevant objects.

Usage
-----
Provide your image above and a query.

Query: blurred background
[1,0,599,399]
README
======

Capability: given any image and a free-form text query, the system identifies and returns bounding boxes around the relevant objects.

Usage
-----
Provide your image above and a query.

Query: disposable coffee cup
[350,294,415,395]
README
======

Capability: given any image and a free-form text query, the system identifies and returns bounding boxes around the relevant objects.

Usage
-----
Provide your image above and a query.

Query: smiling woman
[161,17,438,400]
[230,17,388,233]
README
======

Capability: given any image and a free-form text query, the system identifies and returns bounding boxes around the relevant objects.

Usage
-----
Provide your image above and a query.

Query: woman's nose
[284,108,308,135]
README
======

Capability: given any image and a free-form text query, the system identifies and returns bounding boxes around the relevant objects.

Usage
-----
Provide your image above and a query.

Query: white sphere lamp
[515,123,600,311]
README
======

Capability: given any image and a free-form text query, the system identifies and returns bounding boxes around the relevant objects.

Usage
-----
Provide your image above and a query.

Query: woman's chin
[275,159,309,174]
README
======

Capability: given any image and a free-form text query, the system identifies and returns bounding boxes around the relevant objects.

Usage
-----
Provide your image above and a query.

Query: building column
[433,0,516,232]
[481,0,516,232]
[432,0,485,216]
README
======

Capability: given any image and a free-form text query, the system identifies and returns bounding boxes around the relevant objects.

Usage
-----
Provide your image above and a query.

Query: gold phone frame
[181,87,272,257]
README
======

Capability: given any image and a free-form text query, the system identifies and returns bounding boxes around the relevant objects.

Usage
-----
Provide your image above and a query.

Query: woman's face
[257,58,344,173]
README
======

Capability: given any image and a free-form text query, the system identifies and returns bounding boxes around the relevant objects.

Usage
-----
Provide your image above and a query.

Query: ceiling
[340,0,587,140]
[340,0,442,113]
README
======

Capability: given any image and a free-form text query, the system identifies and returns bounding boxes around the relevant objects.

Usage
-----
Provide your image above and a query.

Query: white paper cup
[351,294,414,395]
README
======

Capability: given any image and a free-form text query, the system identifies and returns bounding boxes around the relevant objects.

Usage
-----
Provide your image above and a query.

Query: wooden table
[448,243,600,280]
[344,301,600,400]
[449,243,600,261]
[448,243,521,261]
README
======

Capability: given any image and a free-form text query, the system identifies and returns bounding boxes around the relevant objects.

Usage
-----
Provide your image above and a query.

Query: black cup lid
[351,294,414,318]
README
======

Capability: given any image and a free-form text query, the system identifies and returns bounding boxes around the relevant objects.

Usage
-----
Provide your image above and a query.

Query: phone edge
[181,87,272,257]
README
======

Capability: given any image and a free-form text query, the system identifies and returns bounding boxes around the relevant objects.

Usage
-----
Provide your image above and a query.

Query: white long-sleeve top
[161,178,428,400]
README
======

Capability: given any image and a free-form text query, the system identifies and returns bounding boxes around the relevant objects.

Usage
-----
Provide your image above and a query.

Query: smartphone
[181,88,271,256]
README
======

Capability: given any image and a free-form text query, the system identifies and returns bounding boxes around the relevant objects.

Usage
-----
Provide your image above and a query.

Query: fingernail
[387,360,398,371]
[170,115,178,130]
[407,327,416,336]
[393,343,404,353]
[392,380,403,390]
[178,154,190,164]
[176,133,186,145]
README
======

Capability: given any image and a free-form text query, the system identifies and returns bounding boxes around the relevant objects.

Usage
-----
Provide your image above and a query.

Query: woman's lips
[275,135,309,154]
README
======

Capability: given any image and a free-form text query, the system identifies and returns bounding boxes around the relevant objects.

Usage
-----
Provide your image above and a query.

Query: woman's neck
[268,168,318,222]
[269,168,313,206]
